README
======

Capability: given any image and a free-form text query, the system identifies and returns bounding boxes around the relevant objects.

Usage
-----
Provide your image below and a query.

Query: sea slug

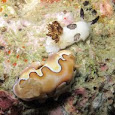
[13,50,76,101]
[45,8,99,54]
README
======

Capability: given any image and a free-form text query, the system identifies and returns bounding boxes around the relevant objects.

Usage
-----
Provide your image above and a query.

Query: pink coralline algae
[74,88,86,96]
[0,90,18,114]
[50,107,63,115]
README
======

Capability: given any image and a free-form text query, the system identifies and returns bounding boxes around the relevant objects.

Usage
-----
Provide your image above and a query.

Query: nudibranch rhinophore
[45,8,99,54]
[13,50,76,101]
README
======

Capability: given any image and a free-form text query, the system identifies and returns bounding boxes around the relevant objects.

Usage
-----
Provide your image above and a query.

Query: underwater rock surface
[0,90,19,114]
[0,0,115,115]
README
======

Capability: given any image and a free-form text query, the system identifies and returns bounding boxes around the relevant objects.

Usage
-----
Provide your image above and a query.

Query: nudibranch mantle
[13,50,75,101]
[19,50,71,80]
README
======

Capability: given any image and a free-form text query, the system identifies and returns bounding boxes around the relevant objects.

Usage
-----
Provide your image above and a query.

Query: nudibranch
[13,50,76,101]
[45,8,99,54]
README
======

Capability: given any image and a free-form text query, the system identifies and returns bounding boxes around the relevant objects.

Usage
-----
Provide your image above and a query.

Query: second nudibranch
[45,20,90,54]
[45,9,99,54]
[13,50,76,101]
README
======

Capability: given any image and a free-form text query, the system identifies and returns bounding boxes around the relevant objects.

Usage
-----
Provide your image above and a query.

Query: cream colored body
[45,21,90,54]
[13,50,75,101]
